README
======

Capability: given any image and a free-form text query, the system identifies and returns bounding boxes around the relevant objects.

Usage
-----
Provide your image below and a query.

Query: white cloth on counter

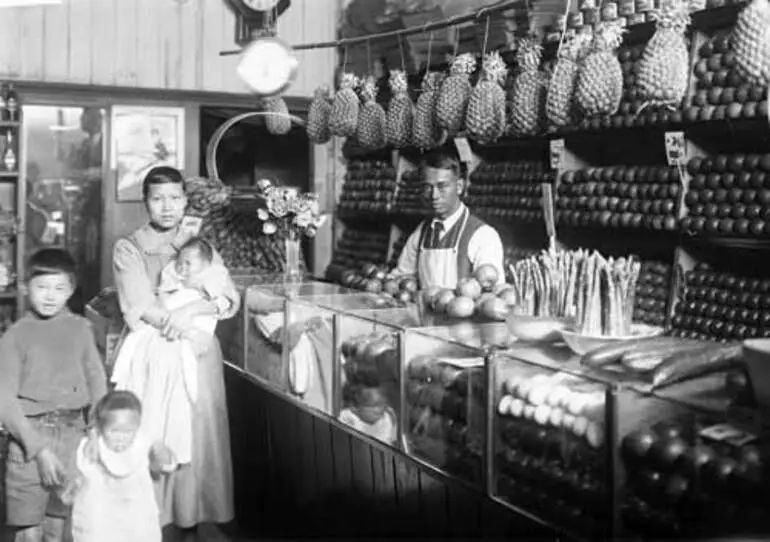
[392,203,505,287]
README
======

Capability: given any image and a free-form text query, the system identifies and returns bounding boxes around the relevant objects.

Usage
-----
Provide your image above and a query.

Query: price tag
[180,215,203,236]
[665,131,686,166]
[453,137,473,163]
[699,423,757,447]
[549,139,565,170]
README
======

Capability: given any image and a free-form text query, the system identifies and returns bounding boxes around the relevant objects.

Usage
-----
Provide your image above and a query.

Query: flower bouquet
[254,178,328,280]
[0,210,16,291]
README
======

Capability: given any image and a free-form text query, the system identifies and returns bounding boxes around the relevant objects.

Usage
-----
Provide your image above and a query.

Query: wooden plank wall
[224,364,558,539]
[0,0,338,98]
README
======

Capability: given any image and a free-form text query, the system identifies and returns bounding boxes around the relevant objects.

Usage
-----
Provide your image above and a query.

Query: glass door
[22,105,104,313]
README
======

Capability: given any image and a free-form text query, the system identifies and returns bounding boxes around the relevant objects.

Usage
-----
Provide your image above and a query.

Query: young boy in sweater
[0,248,107,542]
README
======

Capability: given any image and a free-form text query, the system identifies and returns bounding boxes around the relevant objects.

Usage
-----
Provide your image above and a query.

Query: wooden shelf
[0,120,20,128]
[0,290,17,300]
[0,171,18,178]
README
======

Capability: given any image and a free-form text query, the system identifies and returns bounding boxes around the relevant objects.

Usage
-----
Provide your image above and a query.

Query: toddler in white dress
[61,390,175,542]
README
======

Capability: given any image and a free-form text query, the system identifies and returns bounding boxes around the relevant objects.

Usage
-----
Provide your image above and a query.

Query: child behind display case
[339,385,397,445]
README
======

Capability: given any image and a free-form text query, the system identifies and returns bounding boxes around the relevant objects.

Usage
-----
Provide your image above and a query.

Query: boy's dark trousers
[4,409,86,529]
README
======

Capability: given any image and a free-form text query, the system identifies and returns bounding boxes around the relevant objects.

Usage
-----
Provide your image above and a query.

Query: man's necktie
[430,221,444,248]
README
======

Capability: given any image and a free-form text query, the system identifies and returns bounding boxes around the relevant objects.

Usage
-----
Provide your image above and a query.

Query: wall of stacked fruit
[325,227,391,283]
[556,165,682,231]
[633,260,673,326]
[681,153,770,236]
[689,31,769,123]
[405,355,486,483]
[465,161,553,221]
[494,366,608,538]
[621,418,766,537]
[670,262,770,341]
[336,159,397,218]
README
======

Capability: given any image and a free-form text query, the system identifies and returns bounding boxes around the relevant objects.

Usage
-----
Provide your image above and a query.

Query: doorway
[22,105,104,313]
[198,106,313,265]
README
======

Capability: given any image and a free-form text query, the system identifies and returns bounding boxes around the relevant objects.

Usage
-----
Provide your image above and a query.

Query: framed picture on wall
[110,105,185,202]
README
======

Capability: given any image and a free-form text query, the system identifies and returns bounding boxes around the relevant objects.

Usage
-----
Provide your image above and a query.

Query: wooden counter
[224,362,559,539]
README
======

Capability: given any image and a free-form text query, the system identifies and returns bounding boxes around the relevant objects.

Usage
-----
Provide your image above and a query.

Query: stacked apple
[337,262,419,302]
[393,169,431,218]
[464,161,553,221]
[621,420,767,538]
[325,227,391,283]
[337,159,397,217]
[495,370,608,537]
[405,355,485,481]
[423,265,517,321]
[556,165,681,230]
[670,263,770,341]
[687,31,769,124]
[681,153,770,237]
[633,261,672,327]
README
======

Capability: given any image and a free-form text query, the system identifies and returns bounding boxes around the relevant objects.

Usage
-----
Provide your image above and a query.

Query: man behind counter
[390,147,505,290]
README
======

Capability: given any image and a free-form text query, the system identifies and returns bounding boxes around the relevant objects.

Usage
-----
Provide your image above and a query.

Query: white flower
[294,211,313,229]
[256,178,272,191]
[257,208,270,221]
[306,226,317,238]
[313,214,329,228]
[263,221,277,234]
[283,187,299,201]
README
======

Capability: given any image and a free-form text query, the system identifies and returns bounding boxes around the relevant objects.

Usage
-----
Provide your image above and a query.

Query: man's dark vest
[416,207,488,282]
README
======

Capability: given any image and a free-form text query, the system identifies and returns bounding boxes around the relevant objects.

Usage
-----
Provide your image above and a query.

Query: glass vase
[284,233,302,284]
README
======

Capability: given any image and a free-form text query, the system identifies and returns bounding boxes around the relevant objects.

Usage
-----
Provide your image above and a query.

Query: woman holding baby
[111,166,240,541]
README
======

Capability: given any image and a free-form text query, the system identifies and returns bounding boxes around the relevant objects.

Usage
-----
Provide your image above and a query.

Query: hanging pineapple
[385,70,414,149]
[307,86,333,144]
[546,33,590,127]
[329,73,360,138]
[637,1,691,106]
[264,96,292,136]
[436,53,478,135]
[466,51,508,143]
[413,72,446,150]
[356,76,387,150]
[731,0,770,87]
[509,38,547,136]
[575,23,626,117]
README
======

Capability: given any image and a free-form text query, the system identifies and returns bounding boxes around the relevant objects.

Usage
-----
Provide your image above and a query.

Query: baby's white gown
[71,435,161,542]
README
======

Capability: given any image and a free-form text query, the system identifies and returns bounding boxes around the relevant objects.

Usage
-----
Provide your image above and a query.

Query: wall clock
[224,0,291,46]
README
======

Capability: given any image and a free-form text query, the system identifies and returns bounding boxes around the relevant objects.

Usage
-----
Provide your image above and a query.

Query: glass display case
[240,281,355,389]
[276,292,413,414]
[336,308,420,446]
[402,326,491,487]
[615,387,769,540]
[489,349,616,540]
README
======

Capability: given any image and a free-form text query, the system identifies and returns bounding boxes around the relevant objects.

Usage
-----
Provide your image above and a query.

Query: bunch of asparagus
[508,247,641,336]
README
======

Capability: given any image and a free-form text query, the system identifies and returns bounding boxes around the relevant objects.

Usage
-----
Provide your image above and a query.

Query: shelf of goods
[0,81,21,334]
